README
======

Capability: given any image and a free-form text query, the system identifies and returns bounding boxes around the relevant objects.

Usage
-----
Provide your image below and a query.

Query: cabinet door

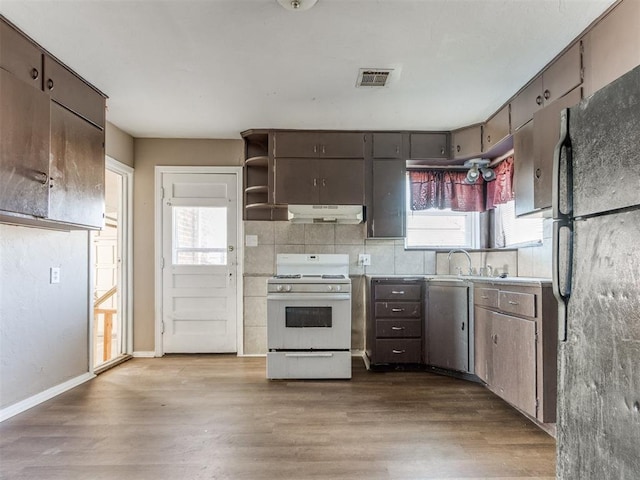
[513,120,535,216]
[49,103,105,228]
[483,105,510,151]
[511,76,543,132]
[473,306,492,384]
[0,20,42,89]
[319,159,364,205]
[582,0,640,97]
[427,284,469,372]
[491,312,537,417]
[542,42,582,105]
[44,55,105,128]
[452,125,482,159]
[372,132,403,158]
[319,132,364,158]
[532,86,582,210]
[273,158,318,204]
[0,68,50,217]
[273,131,319,157]
[409,133,449,159]
[370,159,405,238]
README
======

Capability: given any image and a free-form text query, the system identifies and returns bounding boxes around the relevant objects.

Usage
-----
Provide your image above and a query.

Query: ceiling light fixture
[464,158,496,184]
[277,0,318,11]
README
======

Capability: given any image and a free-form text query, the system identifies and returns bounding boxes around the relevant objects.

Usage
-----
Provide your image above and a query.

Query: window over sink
[405,208,480,249]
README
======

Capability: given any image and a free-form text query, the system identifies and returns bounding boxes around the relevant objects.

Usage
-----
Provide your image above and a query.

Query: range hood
[287,205,364,224]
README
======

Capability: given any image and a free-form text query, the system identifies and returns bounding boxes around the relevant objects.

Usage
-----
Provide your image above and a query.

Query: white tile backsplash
[242,220,553,354]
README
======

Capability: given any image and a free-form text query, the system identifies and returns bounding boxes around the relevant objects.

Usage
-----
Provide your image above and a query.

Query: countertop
[365,274,552,286]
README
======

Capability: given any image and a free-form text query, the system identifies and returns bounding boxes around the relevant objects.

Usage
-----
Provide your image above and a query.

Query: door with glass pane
[161,173,237,353]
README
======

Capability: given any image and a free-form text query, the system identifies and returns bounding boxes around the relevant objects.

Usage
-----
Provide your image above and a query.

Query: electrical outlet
[50,267,60,284]
[358,254,371,266]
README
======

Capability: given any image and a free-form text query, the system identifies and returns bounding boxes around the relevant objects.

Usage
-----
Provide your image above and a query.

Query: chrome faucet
[447,249,473,275]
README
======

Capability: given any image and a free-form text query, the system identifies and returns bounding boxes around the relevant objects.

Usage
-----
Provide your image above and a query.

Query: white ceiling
[1,0,616,139]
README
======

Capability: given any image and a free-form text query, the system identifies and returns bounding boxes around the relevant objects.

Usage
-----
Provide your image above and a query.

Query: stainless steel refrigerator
[553,64,640,479]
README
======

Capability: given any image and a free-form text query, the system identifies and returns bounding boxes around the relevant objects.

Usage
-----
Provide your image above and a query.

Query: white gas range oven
[266,254,352,380]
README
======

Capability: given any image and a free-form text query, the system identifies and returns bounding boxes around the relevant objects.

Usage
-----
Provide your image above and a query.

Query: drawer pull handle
[391,326,405,331]
[508,300,519,305]
[481,295,489,299]
[391,308,404,313]
[392,349,406,354]
[391,290,405,295]
[493,334,498,344]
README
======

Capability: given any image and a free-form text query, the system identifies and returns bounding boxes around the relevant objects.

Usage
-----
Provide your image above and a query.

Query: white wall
[0,225,90,409]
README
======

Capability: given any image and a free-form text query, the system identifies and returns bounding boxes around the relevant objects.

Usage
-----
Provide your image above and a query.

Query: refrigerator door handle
[552,108,573,220]
[552,220,573,342]
[552,107,574,342]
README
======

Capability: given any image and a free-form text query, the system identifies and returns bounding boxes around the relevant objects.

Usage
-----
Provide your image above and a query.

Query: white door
[161,172,238,353]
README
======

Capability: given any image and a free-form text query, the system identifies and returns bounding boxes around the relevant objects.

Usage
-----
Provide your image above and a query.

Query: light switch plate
[50,267,60,284]
[245,235,258,247]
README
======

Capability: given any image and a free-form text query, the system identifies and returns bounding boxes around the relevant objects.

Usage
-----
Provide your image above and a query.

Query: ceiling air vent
[356,69,394,88]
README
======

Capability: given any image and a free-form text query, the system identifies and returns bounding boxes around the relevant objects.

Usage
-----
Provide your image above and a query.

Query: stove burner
[274,274,301,279]
[322,274,346,279]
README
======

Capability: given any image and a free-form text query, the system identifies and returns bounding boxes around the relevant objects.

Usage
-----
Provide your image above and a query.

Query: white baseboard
[0,372,95,422]
[132,351,156,358]
[239,351,364,359]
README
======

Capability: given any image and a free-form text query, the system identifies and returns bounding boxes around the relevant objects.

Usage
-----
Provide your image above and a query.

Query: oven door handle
[266,294,351,301]
[284,353,335,358]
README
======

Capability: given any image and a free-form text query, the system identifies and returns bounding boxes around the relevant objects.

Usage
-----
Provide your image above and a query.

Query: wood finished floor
[0,356,556,480]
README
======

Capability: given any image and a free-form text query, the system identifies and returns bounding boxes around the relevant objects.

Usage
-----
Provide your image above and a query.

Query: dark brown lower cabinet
[473,282,558,423]
[0,68,50,218]
[48,103,105,228]
[476,308,537,417]
[366,278,423,365]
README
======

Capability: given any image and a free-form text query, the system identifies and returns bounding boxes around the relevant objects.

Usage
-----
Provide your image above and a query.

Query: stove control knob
[277,285,284,292]
[327,285,333,292]
[285,285,292,292]
[335,285,342,292]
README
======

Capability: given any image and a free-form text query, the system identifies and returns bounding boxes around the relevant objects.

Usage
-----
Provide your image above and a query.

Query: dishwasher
[424,279,473,373]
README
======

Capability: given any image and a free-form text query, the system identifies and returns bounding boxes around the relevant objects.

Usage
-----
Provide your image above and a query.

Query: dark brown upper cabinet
[0,19,42,88]
[372,132,404,158]
[514,87,582,216]
[368,132,406,238]
[0,17,106,230]
[48,103,105,227]
[409,132,450,159]
[0,68,50,218]
[273,131,364,158]
[511,42,582,132]
[452,124,483,159]
[44,55,105,129]
[483,105,510,153]
[370,158,406,238]
[581,0,640,97]
[274,157,364,205]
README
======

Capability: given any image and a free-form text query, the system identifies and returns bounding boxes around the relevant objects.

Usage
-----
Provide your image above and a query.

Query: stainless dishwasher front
[424,280,473,373]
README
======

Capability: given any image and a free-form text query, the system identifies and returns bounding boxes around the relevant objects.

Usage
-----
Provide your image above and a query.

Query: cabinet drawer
[374,339,422,363]
[474,288,499,308]
[376,319,421,338]
[374,283,421,301]
[375,302,421,318]
[499,291,536,317]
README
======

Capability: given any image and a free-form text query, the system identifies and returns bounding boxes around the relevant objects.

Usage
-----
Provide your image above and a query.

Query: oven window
[285,307,332,328]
